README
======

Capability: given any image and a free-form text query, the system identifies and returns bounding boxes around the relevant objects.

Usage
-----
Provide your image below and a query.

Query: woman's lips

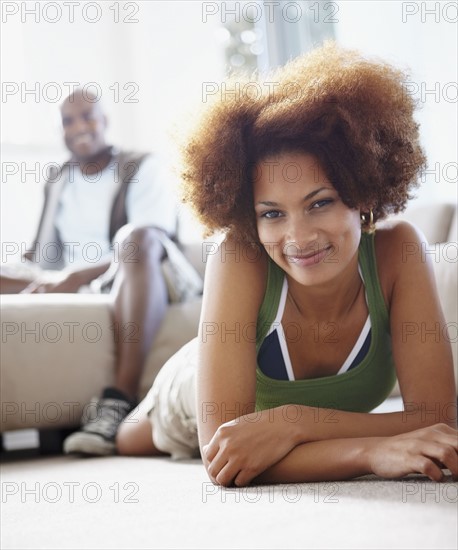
[286,246,332,267]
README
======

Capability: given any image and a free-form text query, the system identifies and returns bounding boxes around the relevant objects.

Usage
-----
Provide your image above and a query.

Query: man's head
[60,89,108,160]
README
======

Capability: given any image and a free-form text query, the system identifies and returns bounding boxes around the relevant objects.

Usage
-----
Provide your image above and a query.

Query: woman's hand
[202,405,301,487]
[367,423,458,481]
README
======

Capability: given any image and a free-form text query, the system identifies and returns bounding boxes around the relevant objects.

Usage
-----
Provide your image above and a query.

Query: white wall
[333,0,457,212]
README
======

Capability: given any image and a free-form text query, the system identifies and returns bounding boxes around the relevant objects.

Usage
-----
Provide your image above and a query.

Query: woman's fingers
[202,436,220,462]
[407,425,458,480]
[214,461,241,487]
[414,455,445,482]
[406,431,458,481]
[206,448,230,482]
[233,468,257,487]
[420,442,458,479]
[205,445,247,487]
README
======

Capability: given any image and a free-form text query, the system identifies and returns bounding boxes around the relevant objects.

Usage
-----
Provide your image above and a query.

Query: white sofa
[1,203,457,434]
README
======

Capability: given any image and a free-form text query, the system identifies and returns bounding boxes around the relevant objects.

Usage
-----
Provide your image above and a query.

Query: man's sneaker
[63,388,136,456]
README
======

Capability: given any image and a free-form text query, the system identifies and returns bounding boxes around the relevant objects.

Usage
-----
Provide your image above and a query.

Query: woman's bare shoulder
[373,219,427,308]
[202,236,269,322]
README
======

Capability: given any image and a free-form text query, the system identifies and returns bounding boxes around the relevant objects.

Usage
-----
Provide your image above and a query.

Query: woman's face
[253,152,362,288]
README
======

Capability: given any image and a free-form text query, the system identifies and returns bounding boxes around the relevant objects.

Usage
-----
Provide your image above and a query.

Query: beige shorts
[143,337,200,460]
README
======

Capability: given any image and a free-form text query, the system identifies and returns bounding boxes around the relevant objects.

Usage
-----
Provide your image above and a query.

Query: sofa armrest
[0,294,115,432]
[393,202,456,244]
[0,294,202,432]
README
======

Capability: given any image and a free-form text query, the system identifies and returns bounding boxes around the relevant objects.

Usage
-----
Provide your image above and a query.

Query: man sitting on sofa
[0,89,195,455]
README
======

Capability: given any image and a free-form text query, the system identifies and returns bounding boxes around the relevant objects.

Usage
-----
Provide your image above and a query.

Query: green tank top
[255,232,397,413]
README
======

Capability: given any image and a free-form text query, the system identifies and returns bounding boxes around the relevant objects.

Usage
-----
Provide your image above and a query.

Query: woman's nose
[284,215,319,251]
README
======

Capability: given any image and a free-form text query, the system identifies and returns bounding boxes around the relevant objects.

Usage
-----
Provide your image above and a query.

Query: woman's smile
[284,244,333,267]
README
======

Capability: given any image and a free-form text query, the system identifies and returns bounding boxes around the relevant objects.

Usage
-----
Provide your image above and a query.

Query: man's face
[60,96,107,160]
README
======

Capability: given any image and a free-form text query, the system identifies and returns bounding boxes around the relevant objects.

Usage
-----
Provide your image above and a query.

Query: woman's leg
[116,338,200,458]
[116,411,168,457]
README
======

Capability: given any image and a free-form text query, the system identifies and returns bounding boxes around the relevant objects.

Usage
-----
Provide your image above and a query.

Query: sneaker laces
[83,398,132,440]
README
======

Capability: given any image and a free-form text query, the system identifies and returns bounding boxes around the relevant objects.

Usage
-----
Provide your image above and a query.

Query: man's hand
[367,423,458,481]
[202,405,301,487]
[20,272,83,294]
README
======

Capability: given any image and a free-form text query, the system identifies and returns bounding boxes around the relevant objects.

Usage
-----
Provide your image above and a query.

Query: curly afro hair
[180,41,426,242]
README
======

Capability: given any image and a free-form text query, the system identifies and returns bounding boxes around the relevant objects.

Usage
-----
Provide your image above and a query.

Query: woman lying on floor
[116,42,458,487]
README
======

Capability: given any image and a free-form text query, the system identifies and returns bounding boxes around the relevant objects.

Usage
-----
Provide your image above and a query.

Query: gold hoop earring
[361,209,375,234]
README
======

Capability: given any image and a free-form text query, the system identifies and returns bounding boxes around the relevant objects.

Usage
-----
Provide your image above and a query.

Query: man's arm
[22,260,111,294]
[65,260,112,287]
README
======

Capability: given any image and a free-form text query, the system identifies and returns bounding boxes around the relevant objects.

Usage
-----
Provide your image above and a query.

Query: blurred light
[230,54,246,67]
[240,30,257,44]
[250,43,264,56]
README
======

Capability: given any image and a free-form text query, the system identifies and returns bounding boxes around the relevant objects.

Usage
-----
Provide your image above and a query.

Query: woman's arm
[254,423,458,485]
[202,404,458,486]
[197,239,296,473]
[197,239,310,481]
[196,238,264,448]
[281,401,457,446]
[383,221,456,426]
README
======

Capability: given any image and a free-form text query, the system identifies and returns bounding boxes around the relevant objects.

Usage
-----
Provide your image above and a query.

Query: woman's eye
[311,199,333,209]
[261,210,282,219]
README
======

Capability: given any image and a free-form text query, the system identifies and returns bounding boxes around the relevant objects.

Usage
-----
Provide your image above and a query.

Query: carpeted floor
[1,453,457,550]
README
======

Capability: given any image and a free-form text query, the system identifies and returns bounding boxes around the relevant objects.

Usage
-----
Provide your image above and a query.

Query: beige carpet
[1,454,457,550]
